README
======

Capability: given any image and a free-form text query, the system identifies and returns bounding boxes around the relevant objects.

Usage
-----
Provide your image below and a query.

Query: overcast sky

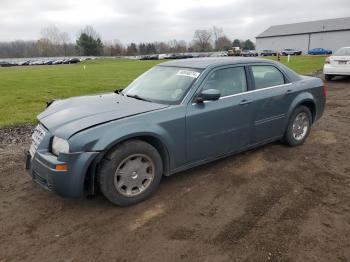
[1,0,349,43]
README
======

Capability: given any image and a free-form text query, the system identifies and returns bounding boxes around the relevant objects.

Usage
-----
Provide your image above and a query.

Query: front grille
[29,124,46,157]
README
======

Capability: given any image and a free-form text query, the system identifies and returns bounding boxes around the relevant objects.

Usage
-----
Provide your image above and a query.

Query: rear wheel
[284,106,312,147]
[98,140,163,206]
[325,74,333,81]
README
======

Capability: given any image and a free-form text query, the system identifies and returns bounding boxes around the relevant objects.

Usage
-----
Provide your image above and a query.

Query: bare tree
[0,39,78,58]
[41,25,61,45]
[215,36,232,51]
[0,40,39,58]
[168,39,187,53]
[154,42,170,53]
[41,25,72,56]
[192,30,213,52]
[212,26,224,44]
[103,39,125,56]
[176,40,187,53]
[60,32,69,55]
[37,38,51,56]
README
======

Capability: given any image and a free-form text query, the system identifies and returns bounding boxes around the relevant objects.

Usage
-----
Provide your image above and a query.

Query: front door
[186,66,254,163]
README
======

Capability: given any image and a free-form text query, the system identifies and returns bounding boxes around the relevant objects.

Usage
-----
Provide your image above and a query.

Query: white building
[256,17,350,54]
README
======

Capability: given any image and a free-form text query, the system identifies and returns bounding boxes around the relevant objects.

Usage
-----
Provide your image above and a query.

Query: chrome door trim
[192,83,293,105]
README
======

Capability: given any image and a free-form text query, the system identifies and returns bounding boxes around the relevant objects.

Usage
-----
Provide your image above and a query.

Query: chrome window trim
[220,82,293,99]
[191,82,293,105]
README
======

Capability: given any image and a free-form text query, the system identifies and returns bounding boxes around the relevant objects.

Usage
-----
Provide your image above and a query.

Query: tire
[325,74,333,81]
[98,140,163,206]
[284,106,312,147]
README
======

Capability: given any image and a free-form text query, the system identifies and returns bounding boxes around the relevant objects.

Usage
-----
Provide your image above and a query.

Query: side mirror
[195,89,221,103]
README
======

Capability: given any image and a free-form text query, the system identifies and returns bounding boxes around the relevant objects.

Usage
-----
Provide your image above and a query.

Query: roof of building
[159,57,272,69]
[257,17,350,38]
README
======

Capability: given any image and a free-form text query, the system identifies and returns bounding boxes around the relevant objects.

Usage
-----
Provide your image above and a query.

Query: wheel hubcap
[292,112,309,141]
[114,154,155,197]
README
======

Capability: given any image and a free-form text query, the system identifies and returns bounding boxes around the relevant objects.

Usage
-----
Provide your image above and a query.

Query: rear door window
[251,65,285,89]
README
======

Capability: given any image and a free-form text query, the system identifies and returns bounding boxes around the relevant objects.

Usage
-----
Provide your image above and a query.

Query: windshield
[334,47,350,56]
[122,66,202,104]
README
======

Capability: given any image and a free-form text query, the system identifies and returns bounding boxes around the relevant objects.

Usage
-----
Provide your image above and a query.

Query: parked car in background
[25,57,326,206]
[0,61,14,67]
[18,61,30,66]
[52,59,64,65]
[69,58,80,64]
[308,48,332,55]
[260,50,278,56]
[323,47,350,81]
[29,60,44,66]
[164,54,194,59]
[139,54,159,60]
[242,50,258,57]
[209,52,227,57]
[281,49,302,56]
[216,52,228,57]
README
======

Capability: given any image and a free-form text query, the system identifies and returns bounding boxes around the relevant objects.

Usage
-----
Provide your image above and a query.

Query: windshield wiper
[125,94,152,102]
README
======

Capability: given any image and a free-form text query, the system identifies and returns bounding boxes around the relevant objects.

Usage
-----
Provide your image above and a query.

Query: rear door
[249,65,296,144]
[186,66,254,163]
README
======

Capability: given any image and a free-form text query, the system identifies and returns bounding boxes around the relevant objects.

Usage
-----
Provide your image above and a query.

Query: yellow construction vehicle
[227,47,242,56]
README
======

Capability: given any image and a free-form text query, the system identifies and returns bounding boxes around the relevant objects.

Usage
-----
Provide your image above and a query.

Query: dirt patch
[214,182,292,246]
[168,227,197,241]
[128,204,166,231]
[0,124,34,148]
[1,76,350,262]
[308,130,337,145]
[235,152,268,175]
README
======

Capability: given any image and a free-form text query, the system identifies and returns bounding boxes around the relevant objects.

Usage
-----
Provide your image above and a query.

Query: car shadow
[320,75,350,83]
[329,75,350,82]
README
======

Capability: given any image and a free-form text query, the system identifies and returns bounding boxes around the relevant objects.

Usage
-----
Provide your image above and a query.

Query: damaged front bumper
[25,149,99,198]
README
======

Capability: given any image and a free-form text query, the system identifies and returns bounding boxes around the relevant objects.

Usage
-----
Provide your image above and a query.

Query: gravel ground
[0,76,349,262]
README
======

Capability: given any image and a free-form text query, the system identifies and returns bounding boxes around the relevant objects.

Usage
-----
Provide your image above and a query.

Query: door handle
[286,89,293,94]
[239,99,252,105]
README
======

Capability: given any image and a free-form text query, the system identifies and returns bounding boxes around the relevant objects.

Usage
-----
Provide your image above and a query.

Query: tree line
[0,25,255,58]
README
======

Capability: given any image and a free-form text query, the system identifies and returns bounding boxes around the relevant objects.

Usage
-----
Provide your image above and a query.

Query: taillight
[322,82,327,97]
[325,57,330,64]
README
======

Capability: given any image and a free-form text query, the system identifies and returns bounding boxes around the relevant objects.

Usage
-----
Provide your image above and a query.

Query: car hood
[38,93,168,139]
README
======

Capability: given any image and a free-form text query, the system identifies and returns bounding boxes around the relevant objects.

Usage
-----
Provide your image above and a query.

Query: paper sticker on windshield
[176,70,200,78]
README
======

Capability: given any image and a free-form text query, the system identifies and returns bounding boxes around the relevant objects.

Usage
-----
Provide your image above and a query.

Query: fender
[284,91,316,129]
[68,109,187,171]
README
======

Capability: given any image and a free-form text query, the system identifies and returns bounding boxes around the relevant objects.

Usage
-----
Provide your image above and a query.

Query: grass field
[0,56,326,127]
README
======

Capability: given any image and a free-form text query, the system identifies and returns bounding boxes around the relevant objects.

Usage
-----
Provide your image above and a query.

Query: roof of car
[159,57,273,69]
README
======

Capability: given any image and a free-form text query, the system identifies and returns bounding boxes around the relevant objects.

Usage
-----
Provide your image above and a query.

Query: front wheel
[98,140,163,206]
[284,106,312,147]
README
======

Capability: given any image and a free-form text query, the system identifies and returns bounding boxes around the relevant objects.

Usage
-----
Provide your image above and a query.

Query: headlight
[52,136,69,156]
